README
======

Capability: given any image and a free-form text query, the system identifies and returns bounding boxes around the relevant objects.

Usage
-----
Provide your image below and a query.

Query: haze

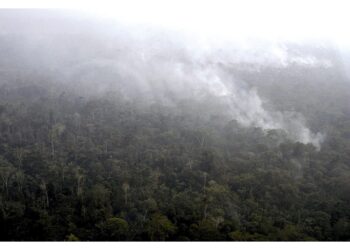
[0,5,350,241]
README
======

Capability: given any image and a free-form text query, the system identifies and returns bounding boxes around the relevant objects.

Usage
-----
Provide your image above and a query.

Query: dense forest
[0,10,350,241]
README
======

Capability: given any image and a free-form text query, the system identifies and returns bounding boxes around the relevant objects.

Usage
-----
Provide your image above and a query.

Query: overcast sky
[2,0,349,49]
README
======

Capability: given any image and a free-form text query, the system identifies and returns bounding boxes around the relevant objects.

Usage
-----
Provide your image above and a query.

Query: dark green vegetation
[0,9,350,241]
[0,62,350,241]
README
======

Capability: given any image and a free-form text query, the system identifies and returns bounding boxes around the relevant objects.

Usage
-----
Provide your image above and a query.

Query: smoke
[135,59,326,148]
[189,65,325,148]
[62,40,324,148]
[0,10,326,148]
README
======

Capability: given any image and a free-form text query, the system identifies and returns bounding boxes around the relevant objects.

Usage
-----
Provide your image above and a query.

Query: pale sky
[2,0,350,48]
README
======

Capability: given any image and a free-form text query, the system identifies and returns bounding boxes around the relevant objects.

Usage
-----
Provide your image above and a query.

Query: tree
[99,217,129,240]
[0,158,16,196]
[147,213,177,240]
[122,182,130,206]
[66,233,80,241]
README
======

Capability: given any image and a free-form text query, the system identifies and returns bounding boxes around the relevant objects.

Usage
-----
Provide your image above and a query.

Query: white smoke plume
[138,60,325,148]
[0,9,326,148]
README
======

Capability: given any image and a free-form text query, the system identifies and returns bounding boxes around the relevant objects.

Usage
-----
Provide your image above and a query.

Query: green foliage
[66,233,80,241]
[98,217,129,240]
[147,213,177,240]
[0,76,349,241]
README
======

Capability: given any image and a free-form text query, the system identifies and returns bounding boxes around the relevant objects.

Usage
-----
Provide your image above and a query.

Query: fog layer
[1,10,349,148]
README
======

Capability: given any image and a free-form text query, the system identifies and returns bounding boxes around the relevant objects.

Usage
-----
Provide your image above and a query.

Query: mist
[1,6,350,242]
[3,9,347,149]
